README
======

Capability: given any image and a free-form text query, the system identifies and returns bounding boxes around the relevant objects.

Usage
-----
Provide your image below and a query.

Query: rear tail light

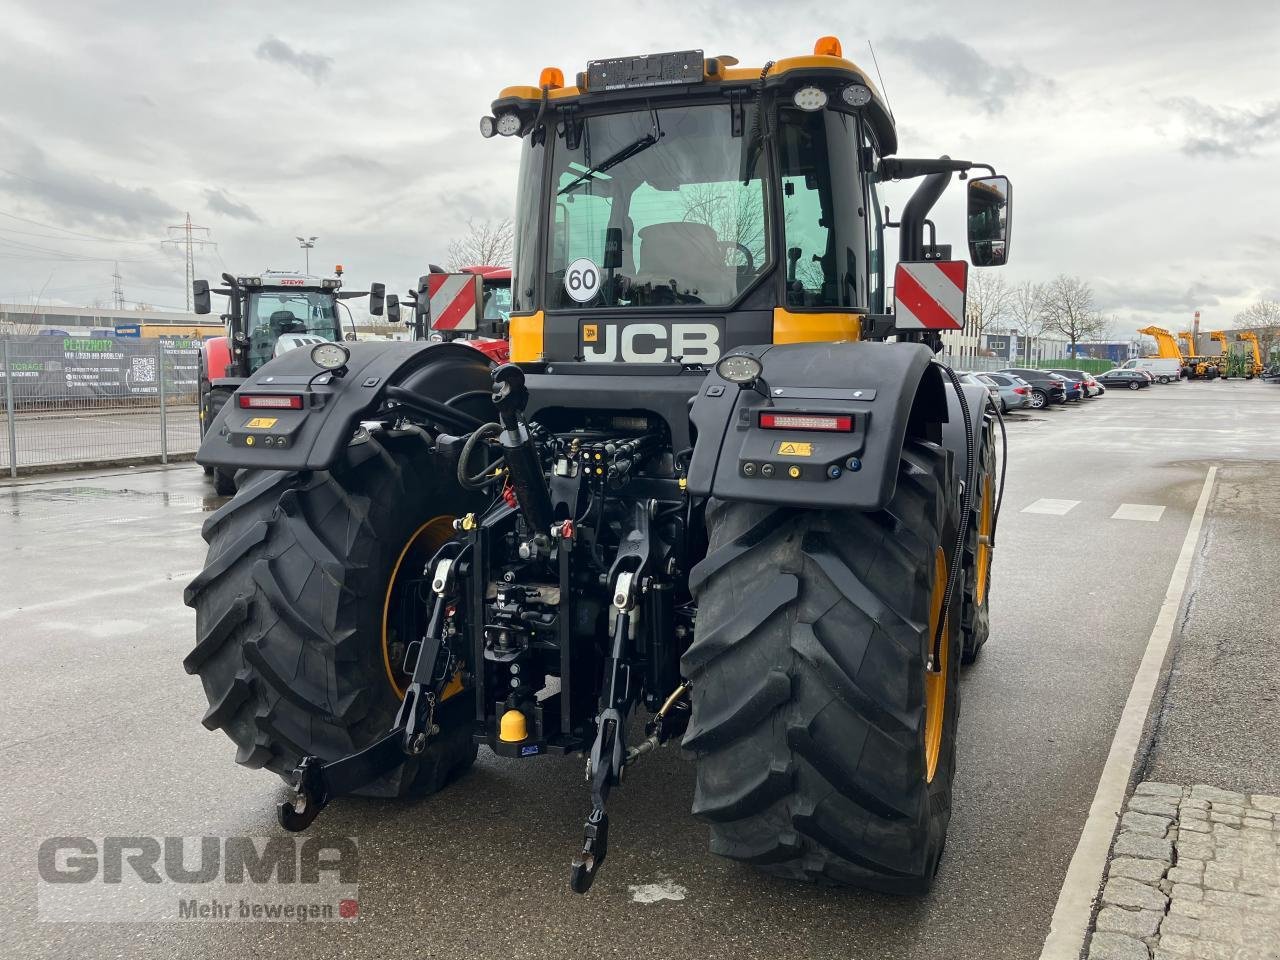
[1014,386,1027,394]
[759,412,854,432]
[239,394,304,409]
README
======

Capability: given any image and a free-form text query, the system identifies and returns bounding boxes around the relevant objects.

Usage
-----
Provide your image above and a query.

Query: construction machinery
[1232,332,1263,379]
[186,37,1010,895]
[1181,331,1222,379]
[1135,325,1189,382]
[192,267,389,494]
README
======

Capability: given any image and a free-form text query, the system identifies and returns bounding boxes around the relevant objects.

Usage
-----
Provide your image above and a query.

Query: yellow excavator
[1133,325,1189,382]
[1237,332,1263,377]
[1176,329,1222,380]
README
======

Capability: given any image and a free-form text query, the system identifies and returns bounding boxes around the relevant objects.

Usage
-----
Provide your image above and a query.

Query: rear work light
[759,412,853,432]
[238,394,303,410]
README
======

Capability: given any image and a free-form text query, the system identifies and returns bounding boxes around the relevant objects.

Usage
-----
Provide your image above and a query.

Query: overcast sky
[1,0,1277,335]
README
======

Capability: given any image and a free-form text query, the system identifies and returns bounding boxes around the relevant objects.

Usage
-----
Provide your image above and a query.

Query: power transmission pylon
[163,213,216,311]
[111,262,125,310]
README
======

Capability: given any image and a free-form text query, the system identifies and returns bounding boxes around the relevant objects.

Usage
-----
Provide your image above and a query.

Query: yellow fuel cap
[499,709,528,743]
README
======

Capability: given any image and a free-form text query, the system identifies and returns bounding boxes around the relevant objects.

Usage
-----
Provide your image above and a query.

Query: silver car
[958,372,1002,410]
[978,372,1032,412]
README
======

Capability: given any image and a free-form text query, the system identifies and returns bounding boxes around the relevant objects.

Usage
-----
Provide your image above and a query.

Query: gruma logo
[37,836,359,923]
[582,321,721,363]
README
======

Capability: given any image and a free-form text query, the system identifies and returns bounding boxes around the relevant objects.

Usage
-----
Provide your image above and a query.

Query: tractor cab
[191,266,382,494]
[481,40,1011,365]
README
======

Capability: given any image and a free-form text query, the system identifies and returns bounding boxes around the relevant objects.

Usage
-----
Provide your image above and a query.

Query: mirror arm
[881,157,999,181]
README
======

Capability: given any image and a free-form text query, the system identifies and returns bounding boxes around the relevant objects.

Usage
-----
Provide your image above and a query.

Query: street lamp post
[296,236,318,275]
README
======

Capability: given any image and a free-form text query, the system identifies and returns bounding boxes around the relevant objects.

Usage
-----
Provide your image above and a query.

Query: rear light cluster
[239,394,304,410]
[759,412,854,432]
[1013,386,1028,394]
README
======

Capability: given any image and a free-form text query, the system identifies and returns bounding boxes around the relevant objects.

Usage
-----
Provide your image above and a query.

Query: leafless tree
[682,186,767,260]
[446,218,514,271]
[966,271,1012,340]
[1041,274,1107,354]
[1233,299,1280,356]
[1004,280,1047,360]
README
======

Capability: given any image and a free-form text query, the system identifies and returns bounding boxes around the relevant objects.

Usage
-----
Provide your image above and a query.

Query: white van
[1121,357,1182,383]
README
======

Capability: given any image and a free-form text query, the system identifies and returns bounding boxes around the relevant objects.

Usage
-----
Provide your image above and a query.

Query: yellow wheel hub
[381,516,458,701]
[975,474,994,607]
[924,547,949,783]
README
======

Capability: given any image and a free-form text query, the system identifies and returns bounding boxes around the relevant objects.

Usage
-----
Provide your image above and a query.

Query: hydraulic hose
[458,422,505,490]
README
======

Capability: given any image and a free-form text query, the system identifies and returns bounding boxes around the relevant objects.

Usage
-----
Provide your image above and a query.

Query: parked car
[1048,371,1084,401]
[981,372,1032,412]
[1097,368,1151,390]
[996,368,1067,408]
[1121,357,1181,383]
[1047,368,1102,398]
[958,372,1002,410]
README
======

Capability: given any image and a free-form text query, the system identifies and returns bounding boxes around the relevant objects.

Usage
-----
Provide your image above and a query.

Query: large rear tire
[683,438,962,894]
[183,430,481,797]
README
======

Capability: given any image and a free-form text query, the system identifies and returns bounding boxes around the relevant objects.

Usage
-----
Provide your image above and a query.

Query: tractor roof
[236,269,342,292]
[490,37,898,156]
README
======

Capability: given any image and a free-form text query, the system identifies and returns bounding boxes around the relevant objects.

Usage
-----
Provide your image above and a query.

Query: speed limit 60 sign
[564,257,601,303]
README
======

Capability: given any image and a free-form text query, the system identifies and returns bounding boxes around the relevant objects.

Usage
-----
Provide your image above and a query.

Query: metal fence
[1,335,201,477]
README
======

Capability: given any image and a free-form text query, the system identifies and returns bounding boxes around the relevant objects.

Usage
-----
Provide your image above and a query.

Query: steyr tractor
[193,268,393,495]
[186,38,1011,895]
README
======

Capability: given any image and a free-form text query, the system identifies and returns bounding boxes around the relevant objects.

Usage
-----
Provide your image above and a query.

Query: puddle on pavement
[1,485,210,518]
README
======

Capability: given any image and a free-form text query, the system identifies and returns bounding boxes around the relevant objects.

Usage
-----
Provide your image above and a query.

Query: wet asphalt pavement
[2,379,1277,960]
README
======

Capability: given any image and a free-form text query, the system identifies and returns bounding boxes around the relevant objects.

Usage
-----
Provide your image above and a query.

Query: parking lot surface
[2,381,1277,960]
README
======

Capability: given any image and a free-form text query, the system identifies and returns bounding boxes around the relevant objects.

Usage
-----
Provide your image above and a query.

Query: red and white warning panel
[427,273,484,332]
[893,261,968,330]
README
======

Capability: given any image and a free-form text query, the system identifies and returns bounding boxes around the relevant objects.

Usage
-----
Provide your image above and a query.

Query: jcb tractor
[192,268,392,495]
[186,38,1010,895]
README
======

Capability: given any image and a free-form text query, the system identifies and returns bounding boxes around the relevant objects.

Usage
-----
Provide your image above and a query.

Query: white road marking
[1022,498,1081,516]
[628,879,688,904]
[1039,465,1217,960]
[1111,503,1166,522]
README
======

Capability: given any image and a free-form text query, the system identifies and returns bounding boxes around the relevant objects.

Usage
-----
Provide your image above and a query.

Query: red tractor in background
[406,264,512,363]
[192,267,388,495]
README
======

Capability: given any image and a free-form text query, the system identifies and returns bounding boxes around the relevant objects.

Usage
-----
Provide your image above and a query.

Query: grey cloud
[254,36,333,83]
[0,126,177,226]
[1163,97,1280,159]
[203,188,261,222]
[884,34,1049,113]
[1094,279,1221,314]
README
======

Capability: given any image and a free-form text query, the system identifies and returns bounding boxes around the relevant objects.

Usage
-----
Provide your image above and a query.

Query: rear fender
[196,341,492,473]
[687,341,949,511]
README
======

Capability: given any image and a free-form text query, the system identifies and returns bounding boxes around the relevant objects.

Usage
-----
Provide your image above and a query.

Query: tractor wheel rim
[924,547,949,783]
[975,477,994,606]
[381,515,457,700]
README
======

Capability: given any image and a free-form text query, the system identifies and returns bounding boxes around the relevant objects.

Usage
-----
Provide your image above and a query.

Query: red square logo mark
[339,899,359,919]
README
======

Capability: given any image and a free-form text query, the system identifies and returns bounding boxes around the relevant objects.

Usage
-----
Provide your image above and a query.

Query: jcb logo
[581,322,721,364]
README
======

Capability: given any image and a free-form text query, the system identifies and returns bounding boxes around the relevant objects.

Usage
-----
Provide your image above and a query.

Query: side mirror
[193,279,211,315]
[369,282,386,317]
[385,294,401,324]
[967,175,1011,266]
